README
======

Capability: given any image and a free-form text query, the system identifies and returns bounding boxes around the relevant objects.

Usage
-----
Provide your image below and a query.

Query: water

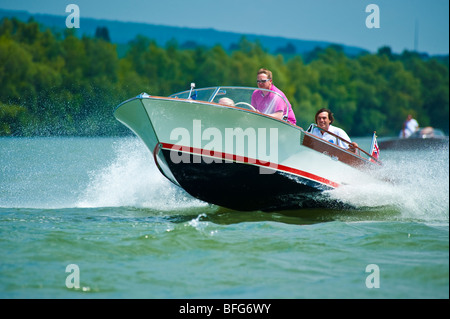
[0,137,448,299]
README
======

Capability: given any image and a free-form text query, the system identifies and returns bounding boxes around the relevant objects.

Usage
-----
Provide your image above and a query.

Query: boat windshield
[169,86,290,119]
[410,127,446,138]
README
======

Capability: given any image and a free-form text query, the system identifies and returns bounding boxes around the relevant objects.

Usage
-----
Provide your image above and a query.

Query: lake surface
[0,136,448,299]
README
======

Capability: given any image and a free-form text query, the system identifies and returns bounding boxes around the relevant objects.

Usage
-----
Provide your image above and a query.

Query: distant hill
[0,8,368,56]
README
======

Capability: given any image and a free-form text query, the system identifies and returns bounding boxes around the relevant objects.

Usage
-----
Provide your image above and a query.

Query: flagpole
[370,131,376,155]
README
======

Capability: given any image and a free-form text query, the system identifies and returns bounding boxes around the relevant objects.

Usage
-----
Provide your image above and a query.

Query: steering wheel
[235,102,256,111]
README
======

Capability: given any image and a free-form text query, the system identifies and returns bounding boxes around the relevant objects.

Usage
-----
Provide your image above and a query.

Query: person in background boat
[417,126,434,138]
[399,114,419,138]
[308,108,358,153]
[251,68,296,125]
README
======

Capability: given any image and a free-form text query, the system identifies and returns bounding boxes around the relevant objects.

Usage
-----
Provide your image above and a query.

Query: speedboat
[114,85,382,211]
[379,127,449,150]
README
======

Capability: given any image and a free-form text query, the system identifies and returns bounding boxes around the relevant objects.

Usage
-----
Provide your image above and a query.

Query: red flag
[370,132,380,161]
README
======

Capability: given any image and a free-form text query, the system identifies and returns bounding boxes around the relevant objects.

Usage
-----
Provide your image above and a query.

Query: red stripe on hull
[160,142,340,188]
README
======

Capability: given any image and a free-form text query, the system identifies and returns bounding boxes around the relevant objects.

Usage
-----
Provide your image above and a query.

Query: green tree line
[0,17,448,137]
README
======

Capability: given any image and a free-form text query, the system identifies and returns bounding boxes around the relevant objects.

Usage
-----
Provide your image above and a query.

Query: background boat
[379,127,449,150]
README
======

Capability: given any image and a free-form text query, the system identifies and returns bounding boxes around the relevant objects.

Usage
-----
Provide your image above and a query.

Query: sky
[0,0,448,55]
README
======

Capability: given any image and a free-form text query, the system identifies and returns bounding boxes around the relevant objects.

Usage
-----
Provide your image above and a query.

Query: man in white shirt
[308,108,358,153]
[399,114,419,138]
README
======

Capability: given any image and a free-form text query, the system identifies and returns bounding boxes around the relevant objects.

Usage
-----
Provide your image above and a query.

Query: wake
[76,138,208,211]
[325,147,449,222]
[75,138,448,223]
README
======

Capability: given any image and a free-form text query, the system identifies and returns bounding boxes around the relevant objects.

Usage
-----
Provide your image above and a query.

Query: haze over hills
[0,8,369,56]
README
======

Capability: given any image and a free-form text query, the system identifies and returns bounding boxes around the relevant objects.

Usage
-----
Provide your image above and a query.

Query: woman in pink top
[251,68,297,125]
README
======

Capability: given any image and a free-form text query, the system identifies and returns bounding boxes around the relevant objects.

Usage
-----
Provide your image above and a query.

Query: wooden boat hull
[114,88,381,211]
